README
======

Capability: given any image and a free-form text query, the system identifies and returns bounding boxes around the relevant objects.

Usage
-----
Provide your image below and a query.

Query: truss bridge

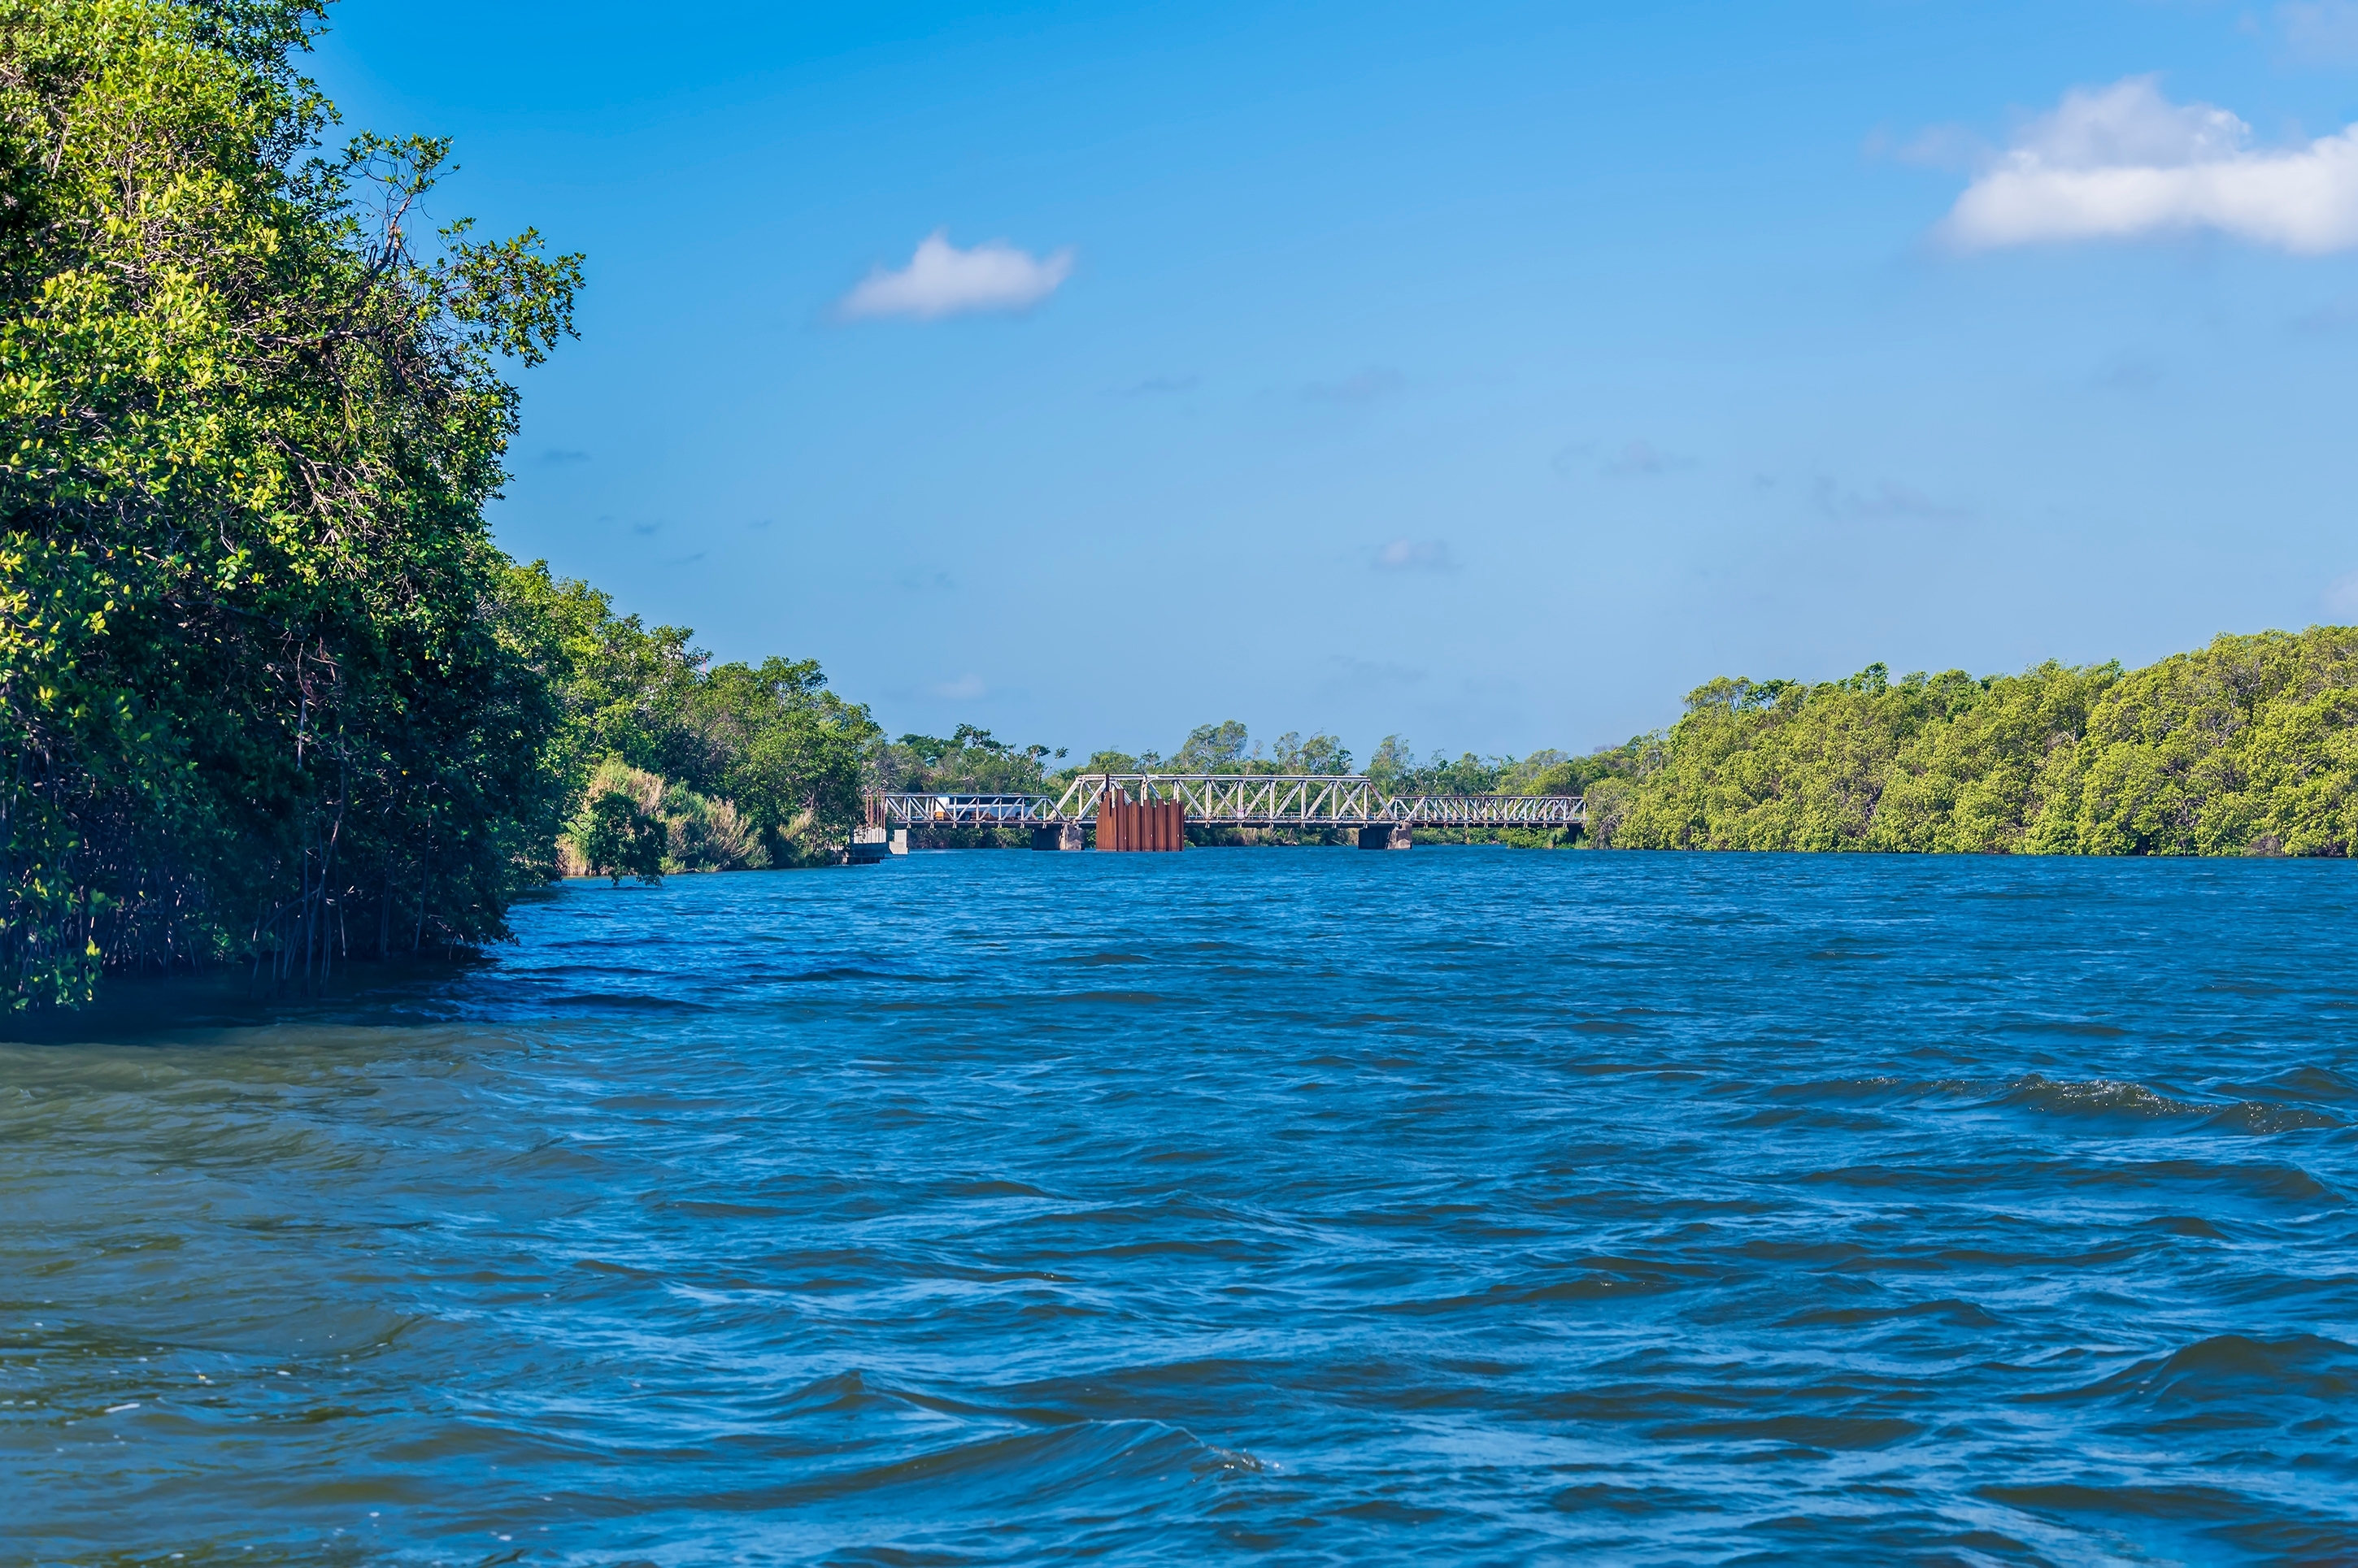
[865,774,1585,853]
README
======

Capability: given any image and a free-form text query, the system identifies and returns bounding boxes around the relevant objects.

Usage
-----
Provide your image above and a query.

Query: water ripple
[3,850,2356,1561]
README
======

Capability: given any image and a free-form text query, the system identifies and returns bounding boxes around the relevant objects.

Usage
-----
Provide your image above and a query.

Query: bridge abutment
[1031,823,1087,851]
[1357,824,1412,850]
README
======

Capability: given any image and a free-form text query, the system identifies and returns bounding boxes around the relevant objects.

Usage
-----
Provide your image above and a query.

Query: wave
[684,1411,1262,1514]
[1989,1074,2343,1133]
[2030,1333,2358,1408]
[1992,1074,2199,1118]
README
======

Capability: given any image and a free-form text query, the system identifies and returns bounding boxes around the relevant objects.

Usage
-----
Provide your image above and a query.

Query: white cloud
[838,231,1073,320]
[931,673,988,700]
[1943,77,2358,254]
[1371,538,1456,572]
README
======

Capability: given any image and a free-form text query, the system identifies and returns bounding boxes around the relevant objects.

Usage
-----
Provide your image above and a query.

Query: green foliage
[1170,721,1251,771]
[2025,628,2358,856]
[0,0,876,1012]
[659,782,764,873]
[0,0,582,1004]
[688,657,878,863]
[873,725,1056,793]
[1054,721,1374,846]
[1595,631,2358,856]
[1355,736,1588,846]
[501,562,703,792]
[870,724,1060,847]
[1058,721,1355,783]
[516,568,881,871]
[577,783,664,887]
[562,758,773,880]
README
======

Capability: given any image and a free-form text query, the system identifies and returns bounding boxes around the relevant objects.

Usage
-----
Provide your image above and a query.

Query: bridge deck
[875,774,1583,829]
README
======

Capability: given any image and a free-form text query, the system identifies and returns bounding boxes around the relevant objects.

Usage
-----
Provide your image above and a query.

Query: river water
[4,849,2356,1564]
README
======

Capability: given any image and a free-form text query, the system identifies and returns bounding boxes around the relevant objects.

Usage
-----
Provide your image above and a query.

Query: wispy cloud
[1551,437,1697,478]
[2291,296,2358,332]
[1370,538,1457,573]
[1942,77,2358,253]
[1601,438,1698,478]
[1812,477,1966,523]
[1549,440,1595,476]
[1304,366,1403,404]
[1113,373,1199,397]
[2093,353,2164,390]
[630,520,662,536]
[541,447,590,465]
[932,673,988,700]
[1865,121,1984,172]
[2281,1,2358,62]
[838,231,1073,321]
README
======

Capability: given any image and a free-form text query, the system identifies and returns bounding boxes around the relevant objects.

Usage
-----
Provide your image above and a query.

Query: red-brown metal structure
[1096,793,1185,852]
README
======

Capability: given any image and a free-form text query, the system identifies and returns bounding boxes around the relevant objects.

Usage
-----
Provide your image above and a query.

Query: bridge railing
[1052,773,1390,824]
[1384,793,1586,827]
[878,793,1060,825]
[874,775,1582,828]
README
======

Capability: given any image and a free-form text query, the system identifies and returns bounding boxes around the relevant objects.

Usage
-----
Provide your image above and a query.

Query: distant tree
[1268,731,1354,775]
[690,657,879,862]
[1171,721,1252,771]
[579,789,665,886]
[1368,736,1415,786]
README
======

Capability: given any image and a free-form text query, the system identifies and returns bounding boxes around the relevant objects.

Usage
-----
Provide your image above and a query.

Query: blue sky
[313,0,2358,760]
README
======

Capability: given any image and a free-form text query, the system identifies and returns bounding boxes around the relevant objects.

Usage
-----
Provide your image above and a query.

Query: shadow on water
[0,953,492,1046]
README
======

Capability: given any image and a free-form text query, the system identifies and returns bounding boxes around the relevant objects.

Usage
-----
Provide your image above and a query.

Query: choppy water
[5,850,2356,1565]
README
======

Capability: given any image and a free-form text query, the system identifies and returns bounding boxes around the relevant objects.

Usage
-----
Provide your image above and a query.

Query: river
[4,849,2355,1563]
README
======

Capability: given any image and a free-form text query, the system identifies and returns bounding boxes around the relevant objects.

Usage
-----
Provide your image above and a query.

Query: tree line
[1583,631,2358,856]
[0,0,876,1006]
[875,631,2358,861]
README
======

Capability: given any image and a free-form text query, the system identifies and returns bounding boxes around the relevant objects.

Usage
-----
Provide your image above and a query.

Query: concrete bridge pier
[1031,823,1087,851]
[1357,824,1412,850]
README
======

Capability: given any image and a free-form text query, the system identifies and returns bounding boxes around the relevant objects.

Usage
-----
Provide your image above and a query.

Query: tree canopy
[0,0,584,1003]
[0,0,880,1007]
[1588,630,2358,856]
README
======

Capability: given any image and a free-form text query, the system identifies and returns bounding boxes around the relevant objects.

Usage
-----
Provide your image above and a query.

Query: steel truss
[875,775,1584,829]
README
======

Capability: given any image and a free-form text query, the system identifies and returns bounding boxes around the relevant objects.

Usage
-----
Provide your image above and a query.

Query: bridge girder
[873,774,1584,830]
